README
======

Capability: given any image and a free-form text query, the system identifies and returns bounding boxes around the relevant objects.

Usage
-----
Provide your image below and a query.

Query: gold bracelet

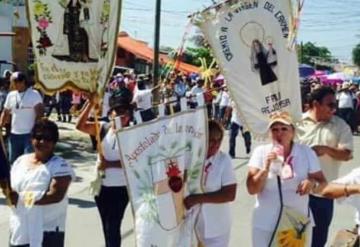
[344,184,350,197]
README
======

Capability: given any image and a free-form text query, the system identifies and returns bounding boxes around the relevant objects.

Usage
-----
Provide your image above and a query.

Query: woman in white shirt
[76,88,133,247]
[8,119,74,247]
[184,120,237,247]
[246,112,326,247]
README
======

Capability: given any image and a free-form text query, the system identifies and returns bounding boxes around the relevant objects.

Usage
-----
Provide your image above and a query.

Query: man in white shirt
[336,82,356,132]
[297,86,353,247]
[132,80,157,122]
[228,101,251,158]
[0,72,44,164]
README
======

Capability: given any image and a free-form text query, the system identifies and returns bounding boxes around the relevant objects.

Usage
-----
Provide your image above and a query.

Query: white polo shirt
[196,151,237,238]
[248,143,321,231]
[4,88,43,134]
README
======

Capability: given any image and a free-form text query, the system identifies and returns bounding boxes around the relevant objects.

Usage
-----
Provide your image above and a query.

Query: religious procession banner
[193,0,302,136]
[116,107,208,247]
[26,0,121,94]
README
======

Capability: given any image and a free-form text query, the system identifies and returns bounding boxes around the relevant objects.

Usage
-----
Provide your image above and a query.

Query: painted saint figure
[250,39,278,86]
[52,0,98,63]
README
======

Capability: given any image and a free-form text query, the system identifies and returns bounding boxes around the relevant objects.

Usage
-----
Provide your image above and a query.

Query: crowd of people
[0,68,360,247]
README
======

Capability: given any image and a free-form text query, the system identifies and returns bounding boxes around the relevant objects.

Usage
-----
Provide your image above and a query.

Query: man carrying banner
[76,88,133,247]
[0,72,44,164]
[297,86,354,247]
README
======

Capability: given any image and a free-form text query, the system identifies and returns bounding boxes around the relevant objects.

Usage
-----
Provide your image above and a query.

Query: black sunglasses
[32,134,54,142]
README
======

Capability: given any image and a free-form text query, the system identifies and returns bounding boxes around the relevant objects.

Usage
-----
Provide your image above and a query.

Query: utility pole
[153,0,161,86]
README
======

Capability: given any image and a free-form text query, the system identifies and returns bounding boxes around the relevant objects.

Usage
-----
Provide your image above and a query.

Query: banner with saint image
[26,0,121,94]
[193,0,302,136]
[116,107,208,246]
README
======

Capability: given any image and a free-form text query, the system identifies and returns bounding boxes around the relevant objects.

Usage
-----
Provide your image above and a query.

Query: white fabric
[196,151,236,239]
[195,0,302,136]
[198,231,230,247]
[10,155,50,247]
[9,155,74,246]
[230,102,243,126]
[98,124,126,187]
[219,91,230,107]
[27,0,121,93]
[4,88,43,134]
[297,113,354,181]
[333,168,360,233]
[101,91,111,118]
[115,107,208,247]
[248,143,320,231]
[133,89,153,110]
[42,156,75,232]
[337,91,355,109]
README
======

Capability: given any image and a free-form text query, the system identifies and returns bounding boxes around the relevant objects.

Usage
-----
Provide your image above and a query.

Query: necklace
[16,89,28,109]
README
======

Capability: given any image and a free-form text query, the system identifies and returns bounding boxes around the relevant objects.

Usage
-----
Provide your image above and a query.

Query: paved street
[1,119,359,246]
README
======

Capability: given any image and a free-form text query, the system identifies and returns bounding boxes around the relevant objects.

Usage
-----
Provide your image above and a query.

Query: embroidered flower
[38,17,49,30]
[34,2,45,16]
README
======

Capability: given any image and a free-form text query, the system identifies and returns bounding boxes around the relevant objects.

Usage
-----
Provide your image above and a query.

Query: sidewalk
[1,119,359,246]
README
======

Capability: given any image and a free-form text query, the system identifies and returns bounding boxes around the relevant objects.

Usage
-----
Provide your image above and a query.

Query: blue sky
[121,0,360,63]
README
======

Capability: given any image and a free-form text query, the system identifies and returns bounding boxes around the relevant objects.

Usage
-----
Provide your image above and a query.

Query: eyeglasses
[33,134,54,142]
[271,127,290,132]
[325,102,337,109]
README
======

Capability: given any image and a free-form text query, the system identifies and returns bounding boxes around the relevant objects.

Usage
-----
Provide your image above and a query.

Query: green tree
[297,41,333,66]
[353,43,360,67]
[183,46,214,67]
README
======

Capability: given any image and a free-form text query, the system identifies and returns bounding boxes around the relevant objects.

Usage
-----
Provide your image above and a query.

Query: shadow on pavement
[69,197,96,208]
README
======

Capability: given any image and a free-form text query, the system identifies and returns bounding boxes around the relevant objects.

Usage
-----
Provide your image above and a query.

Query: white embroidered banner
[194,0,302,136]
[116,108,208,247]
[26,0,121,94]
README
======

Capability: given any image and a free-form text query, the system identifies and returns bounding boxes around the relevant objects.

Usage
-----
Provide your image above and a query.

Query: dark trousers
[310,195,334,247]
[140,108,156,122]
[8,133,33,164]
[95,186,129,247]
[338,108,355,131]
[45,103,61,119]
[10,231,64,247]
[229,122,251,157]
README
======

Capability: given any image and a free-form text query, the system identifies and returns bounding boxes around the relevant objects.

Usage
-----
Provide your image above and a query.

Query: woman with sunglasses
[8,119,74,247]
[184,120,237,247]
[246,112,326,247]
[76,88,133,247]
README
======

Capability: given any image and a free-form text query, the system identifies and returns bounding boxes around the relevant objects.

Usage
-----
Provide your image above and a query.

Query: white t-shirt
[248,143,321,231]
[219,91,230,107]
[4,88,43,134]
[10,154,74,244]
[230,102,243,126]
[333,168,360,234]
[196,151,237,238]
[98,124,127,187]
[337,91,355,109]
[133,89,152,110]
